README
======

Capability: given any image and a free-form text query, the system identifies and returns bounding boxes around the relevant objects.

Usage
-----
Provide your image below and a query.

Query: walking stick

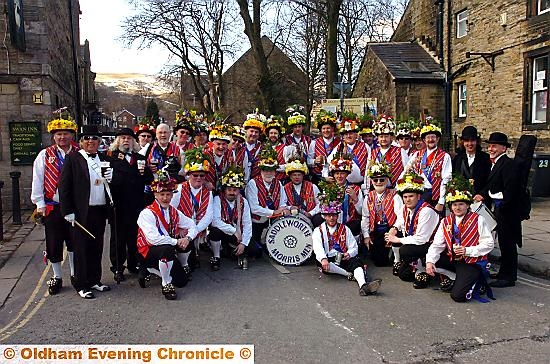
[103,178,121,284]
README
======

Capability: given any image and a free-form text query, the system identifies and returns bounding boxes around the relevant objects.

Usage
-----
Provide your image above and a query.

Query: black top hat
[79,125,102,137]
[115,127,136,139]
[460,125,479,140]
[485,132,511,147]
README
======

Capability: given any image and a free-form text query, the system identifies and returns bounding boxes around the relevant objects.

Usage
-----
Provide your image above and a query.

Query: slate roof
[369,42,444,81]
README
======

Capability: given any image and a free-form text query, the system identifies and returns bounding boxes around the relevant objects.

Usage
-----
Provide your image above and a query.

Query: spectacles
[139,134,152,138]
[191,174,205,178]
[82,136,99,141]
[372,178,386,183]
[179,130,190,135]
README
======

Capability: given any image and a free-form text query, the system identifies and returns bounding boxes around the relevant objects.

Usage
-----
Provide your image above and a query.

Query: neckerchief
[406,199,425,236]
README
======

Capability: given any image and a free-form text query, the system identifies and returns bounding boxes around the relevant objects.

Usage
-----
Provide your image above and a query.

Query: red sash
[342,142,368,174]
[285,134,311,149]
[346,185,361,222]
[284,181,316,212]
[251,175,281,220]
[233,145,246,167]
[312,137,340,175]
[220,194,245,234]
[403,201,432,236]
[177,141,195,153]
[275,143,286,182]
[320,223,348,253]
[204,149,233,187]
[367,190,397,232]
[370,146,404,187]
[177,182,210,221]
[442,212,484,264]
[413,148,446,200]
[147,142,180,164]
[137,201,180,258]
[244,142,262,180]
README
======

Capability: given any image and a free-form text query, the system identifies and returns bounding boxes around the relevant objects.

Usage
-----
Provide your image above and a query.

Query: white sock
[353,267,366,287]
[436,268,456,280]
[177,252,191,267]
[147,268,161,277]
[328,262,348,276]
[210,240,221,258]
[392,247,400,263]
[52,262,62,278]
[159,260,173,286]
[67,251,75,276]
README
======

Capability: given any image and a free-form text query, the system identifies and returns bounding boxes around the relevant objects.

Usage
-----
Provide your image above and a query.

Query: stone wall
[0,0,82,210]
[395,83,445,122]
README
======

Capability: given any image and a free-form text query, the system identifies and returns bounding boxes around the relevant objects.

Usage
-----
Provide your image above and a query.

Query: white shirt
[325,143,365,183]
[212,195,252,247]
[170,184,214,234]
[137,205,198,246]
[287,182,321,216]
[79,150,107,206]
[467,153,475,167]
[245,178,288,223]
[31,145,73,209]
[426,214,494,264]
[488,153,506,199]
[312,222,358,261]
[307,136,335,169]
[361,192,404,236]
[403,148,452,205]
[394,204,440,245]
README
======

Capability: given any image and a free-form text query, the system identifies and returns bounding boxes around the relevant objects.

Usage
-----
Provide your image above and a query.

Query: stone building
[222,36,307,122]
[0,0,93,209]
[355,0,549,151]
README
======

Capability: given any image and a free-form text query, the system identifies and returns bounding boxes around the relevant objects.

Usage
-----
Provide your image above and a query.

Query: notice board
[9,121,42,165]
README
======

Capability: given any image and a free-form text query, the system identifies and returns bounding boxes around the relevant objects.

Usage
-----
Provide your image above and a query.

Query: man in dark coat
[59,125,115,299]
[474,132,522,288]
[452,126,491,195]
[107,128,154,282]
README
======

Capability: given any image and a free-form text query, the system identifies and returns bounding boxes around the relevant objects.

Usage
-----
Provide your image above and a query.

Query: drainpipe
[445,0,453,150]
[68,0,83,128]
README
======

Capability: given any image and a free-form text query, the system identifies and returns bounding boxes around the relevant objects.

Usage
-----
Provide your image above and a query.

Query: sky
[79,0,170,74]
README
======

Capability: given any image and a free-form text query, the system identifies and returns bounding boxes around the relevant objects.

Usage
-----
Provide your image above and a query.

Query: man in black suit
[474,132,522,288]
[452,126,491,195]
[107,128,154,282]
[59,125,114,299]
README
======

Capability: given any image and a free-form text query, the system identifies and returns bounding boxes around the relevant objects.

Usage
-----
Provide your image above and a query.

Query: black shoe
[138,266,150,288]
[91,283,111,292]
[413,272,431,289]
[440,277,454,292]
[127,266,139,275]
[489,279,515,288]
[47,277,62,295]
[77,289,95,299]
[162,283,177,300]
[359,279,382,296]
[392,262,401,276]
[210,257,221,271]
[70,275,76,287]
[113,271,125,283]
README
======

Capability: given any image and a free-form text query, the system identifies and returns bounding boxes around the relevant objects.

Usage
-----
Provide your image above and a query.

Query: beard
[373,185,386,194]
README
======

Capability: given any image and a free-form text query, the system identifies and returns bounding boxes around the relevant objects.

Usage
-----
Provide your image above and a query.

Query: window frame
[458,82,467,118]
[538,0,550,15]
[456,10,469,38]
[523,47,550,130]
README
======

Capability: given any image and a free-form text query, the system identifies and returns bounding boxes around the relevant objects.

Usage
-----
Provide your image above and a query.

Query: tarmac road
[0,227,549,363]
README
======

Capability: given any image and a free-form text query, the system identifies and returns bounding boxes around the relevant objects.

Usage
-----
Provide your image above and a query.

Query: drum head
[265,216,313,266]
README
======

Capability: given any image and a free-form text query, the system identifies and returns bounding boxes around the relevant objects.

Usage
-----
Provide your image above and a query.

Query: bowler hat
[460,126,479,140]
[485,132,511,147]
[79,125,102,138]
[115,127,136,139]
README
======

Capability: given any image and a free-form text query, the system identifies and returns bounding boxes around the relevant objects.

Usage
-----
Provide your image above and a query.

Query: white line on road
[316,303,358,337]
[517,280,550,292]
[517,275,550,288]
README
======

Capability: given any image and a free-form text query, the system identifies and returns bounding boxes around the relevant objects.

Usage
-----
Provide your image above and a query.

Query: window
[538,0,550,14]
[456,10,468,38]
[458,82,467,117]
[531,55,548,124]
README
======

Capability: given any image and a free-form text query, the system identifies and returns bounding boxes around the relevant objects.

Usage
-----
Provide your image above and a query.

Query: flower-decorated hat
[134,118,156,137]
[183,147,211,173]
[151,170,177,193]
[209,123,233,142]
[445,174,474,205]
[329,152,354,174]
[221,165,245,189]
[337,111,360,134]
[285,158,309,175]
[420,116,442,138]
[358,113,375,136]
[47,107,78,134]
[258,143,279,170]
[315,109,337,129]
[193,115,210,136]
[396,172,424,195]
[232,126,246,141]
[174,109,196,132]
[265,115,285,134]
[287,112,307,127]
[367,161,392,179]
[373,114,396,135]
[318,180,345,214]
[396,118,416,138]
[243,109,266,132]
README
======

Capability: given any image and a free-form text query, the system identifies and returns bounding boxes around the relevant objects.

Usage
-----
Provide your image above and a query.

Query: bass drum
[265,214,313,266]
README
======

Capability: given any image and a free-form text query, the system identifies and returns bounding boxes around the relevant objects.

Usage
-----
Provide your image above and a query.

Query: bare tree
[121,0,238,114]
